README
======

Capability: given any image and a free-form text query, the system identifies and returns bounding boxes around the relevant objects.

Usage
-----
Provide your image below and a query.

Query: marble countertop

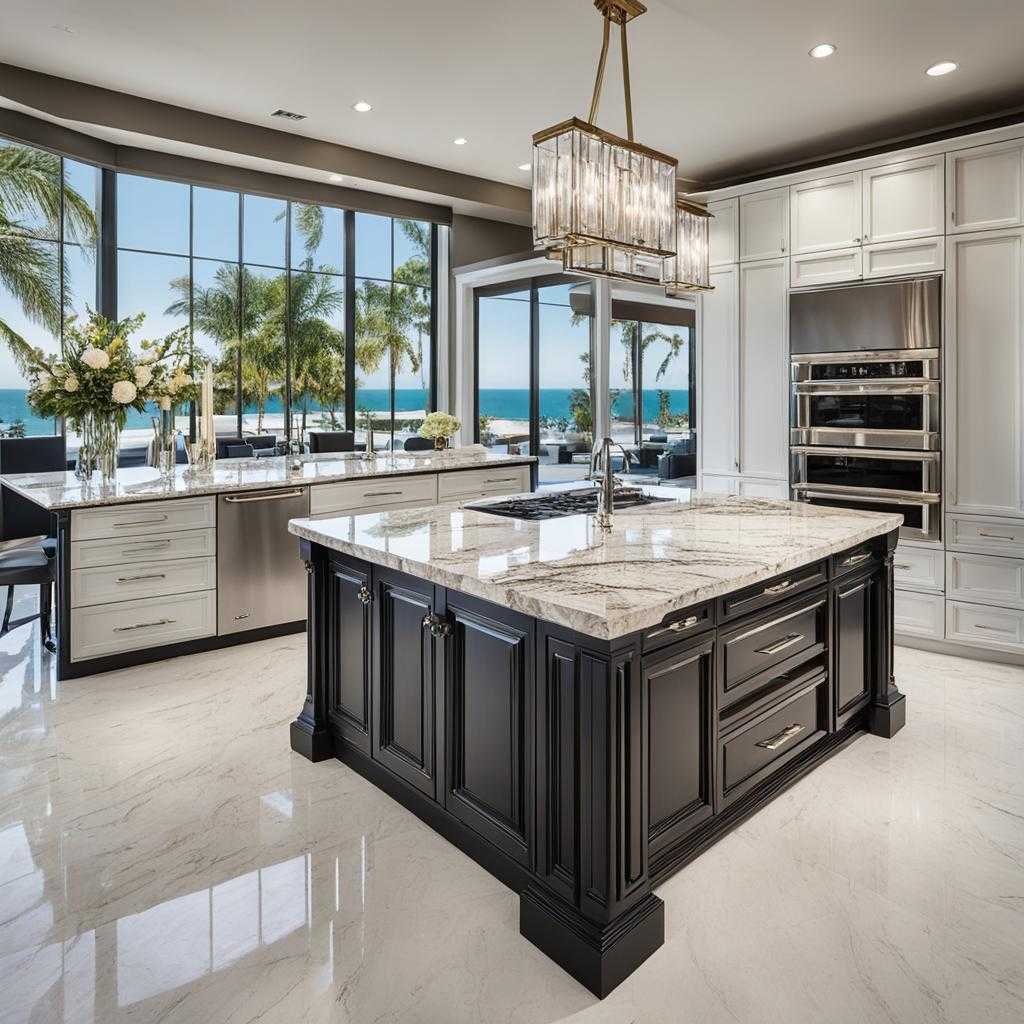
[0,446,535,511]
[288,490,903,640]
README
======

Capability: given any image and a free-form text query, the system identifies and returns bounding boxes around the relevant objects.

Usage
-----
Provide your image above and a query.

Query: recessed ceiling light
[453,137,468,146]
[926,60,958,77]
[808,42,836,59]
[517,163,531,171]
[52,24,77,35]
[271,108,306,121]
[328,173,344,183]
[352,101,372,113]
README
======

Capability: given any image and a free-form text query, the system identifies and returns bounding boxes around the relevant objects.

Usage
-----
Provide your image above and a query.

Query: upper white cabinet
[708,198,738,267]
[790,172,863,254]
[739,188,789,261]
[948,140,1024,234]
[699,265,739,477]
[862,155,944,242]
[946,228,1024,518]
[790,247,862,288]
[738,259,789,480]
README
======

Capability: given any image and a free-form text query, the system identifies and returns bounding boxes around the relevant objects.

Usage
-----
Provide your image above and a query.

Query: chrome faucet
[587,436,636,527]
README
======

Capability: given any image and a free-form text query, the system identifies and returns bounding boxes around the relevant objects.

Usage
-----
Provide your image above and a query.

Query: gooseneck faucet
[588,435,636,527]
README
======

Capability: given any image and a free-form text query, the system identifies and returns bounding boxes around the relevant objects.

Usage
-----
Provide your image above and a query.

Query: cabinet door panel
[790,173,863,254]
[647,638,715,856]
[327,558,372,753]
[948,141,1024,234]
[739,188,789,261]
[708,197,738,266]
[863,156,944,243]
[445,596,532,865]
[739,259,788,480]
[372,571,436,796]
[699,265,739,476]
[834,574,873,727]
[947,230,1024,517]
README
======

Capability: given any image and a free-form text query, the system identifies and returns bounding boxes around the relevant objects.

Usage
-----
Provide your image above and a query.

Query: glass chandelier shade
[531,0,678,285]
[664,199,713,295]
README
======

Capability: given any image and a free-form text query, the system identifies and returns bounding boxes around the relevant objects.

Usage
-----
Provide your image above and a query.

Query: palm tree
[0,142,97,367]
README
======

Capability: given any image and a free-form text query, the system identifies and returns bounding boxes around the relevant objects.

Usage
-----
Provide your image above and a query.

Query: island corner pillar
[520,639,664,998]
[290,539,334,761]
[869,528,907,738]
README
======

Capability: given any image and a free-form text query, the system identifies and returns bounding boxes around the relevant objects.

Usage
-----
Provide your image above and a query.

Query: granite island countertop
[288,490,903,640]
[0,446,535,511]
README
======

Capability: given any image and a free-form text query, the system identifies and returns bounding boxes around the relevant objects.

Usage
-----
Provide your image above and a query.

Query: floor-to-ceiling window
[0,140,99,440]
[473,274,595,485]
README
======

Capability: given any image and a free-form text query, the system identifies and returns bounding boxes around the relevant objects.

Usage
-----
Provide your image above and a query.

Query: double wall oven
[790,277,941,542]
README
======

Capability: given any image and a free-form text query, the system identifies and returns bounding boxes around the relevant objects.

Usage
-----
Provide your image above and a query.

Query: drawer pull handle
[223,489,305,503]
[669,615,700,632]
[113,618,176,633]
[841,553,872,567]
[123,540,173,553]
[894,563,912,571]
[483,477,517,484]
[755,632,804,656]
[757,723,805,751]
[357,585,372,605]
[113,514,169,527]
[763,580,793,595]
[978,530,1014,540]
[364,489,406,498]
[116,573,167,584]
[974,623,1015,635]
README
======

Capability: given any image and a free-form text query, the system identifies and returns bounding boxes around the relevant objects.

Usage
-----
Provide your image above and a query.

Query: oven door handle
[794,380,939,396]
[791,483,941,504]
[789,445,941,462]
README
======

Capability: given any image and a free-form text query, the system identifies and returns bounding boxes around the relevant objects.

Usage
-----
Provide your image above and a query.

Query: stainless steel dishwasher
[217,486,310,634]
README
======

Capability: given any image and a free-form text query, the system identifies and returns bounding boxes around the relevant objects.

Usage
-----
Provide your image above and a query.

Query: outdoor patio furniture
[309,431,355,453]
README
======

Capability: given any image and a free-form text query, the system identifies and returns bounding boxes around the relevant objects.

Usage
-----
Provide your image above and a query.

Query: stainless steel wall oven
[789,277,942,541]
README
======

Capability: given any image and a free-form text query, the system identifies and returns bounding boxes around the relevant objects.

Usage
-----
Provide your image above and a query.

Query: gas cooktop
[471,487,673,521]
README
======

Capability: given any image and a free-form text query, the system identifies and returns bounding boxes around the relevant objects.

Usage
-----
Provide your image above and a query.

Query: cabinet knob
[422,613,452,639]
[357,585,372,605]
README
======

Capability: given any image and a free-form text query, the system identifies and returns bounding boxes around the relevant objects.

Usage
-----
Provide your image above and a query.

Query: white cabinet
[862,237,943,279]
[947,140,1024,234]
[947,513,1024,558]
[438,465,530,501]
[790,247,862,288]
[739,188,789,261]
[699,265,739,476]
[893,545,945,593]
[947,551,1024,609]
[790,172,863,254]
[708,198,738,267]
[946,228,1024,517]
[699,473,739,494]
[738,477,789,499]
[310,472,439,515]
[738,259,788,480]
[946,600,1024,652]
[862,156,944,242]
[893,590,944,640]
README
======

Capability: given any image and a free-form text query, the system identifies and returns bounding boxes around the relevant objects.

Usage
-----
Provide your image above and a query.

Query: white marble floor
[1,590,1022,1024]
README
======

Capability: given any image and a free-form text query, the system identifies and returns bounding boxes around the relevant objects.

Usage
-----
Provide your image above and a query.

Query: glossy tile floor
[1,588,1022,1024]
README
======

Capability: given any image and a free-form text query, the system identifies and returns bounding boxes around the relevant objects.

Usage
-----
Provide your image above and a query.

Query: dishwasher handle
[223,488,307,503]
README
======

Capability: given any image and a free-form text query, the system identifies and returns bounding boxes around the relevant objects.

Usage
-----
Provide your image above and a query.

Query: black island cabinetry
[291,528,904,997]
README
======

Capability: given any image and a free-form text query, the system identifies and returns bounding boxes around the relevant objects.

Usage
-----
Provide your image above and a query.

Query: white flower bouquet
[418,411,461,450]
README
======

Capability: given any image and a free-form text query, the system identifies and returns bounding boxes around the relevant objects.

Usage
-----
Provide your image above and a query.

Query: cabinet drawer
[947,551,1024,609]
[718,673,829,807]
[893,589,944,639]
[70,591,216,661]
[893,545,944,592]
[790,247,862,288]
[947,514,1024,558]
[71,496,216,541]
[643,601,713,652]
[830,541,882,580]
[720,592,827,705]
[946,600,1024,652]
[71,556,216,609]
[862,237,944,279]
[70,527,217,569]
[437,465,530,502]
[309,473,438,515]
[718,560,828,623]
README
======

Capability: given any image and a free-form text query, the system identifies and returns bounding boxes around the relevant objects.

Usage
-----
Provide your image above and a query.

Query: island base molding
[291,528,905,997]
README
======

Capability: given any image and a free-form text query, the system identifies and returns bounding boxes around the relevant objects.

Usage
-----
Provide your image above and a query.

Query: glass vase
[75,412,120,484]
[433,435,448,452]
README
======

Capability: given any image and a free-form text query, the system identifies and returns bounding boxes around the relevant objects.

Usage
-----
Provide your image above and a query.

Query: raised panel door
[699,265,739,476]
[790,172,863,254]
[948,141,1024,234]
[708,197,738,266]
[327,558,372,754]
[862,156,944,242]
[739,188,789,260]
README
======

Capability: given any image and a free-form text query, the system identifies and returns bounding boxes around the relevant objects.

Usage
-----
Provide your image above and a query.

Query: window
[473,274,595,485]
[0,141,98,438]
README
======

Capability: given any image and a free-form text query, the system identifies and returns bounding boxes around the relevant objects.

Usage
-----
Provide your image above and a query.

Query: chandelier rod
[586,12,612,126]
[620,17,634,142]
[586,8,637,144]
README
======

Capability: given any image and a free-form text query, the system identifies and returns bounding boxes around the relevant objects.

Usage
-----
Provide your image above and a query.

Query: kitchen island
[289,491,905,997]
[0,446,535,679]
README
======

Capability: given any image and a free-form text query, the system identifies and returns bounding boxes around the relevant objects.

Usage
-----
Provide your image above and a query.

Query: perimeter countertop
[0,446,536,511]
[288,491,902,640]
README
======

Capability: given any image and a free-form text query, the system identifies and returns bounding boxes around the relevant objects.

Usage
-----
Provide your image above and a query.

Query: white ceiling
[3,0,1024,189]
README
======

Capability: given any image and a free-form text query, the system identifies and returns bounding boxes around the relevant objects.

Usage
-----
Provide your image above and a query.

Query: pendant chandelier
[664,199,713,295]
[531,0,678,285]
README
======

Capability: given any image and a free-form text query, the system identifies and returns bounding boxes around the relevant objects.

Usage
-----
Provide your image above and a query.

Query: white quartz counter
[0,446,535,511]
[288,491,902,640]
